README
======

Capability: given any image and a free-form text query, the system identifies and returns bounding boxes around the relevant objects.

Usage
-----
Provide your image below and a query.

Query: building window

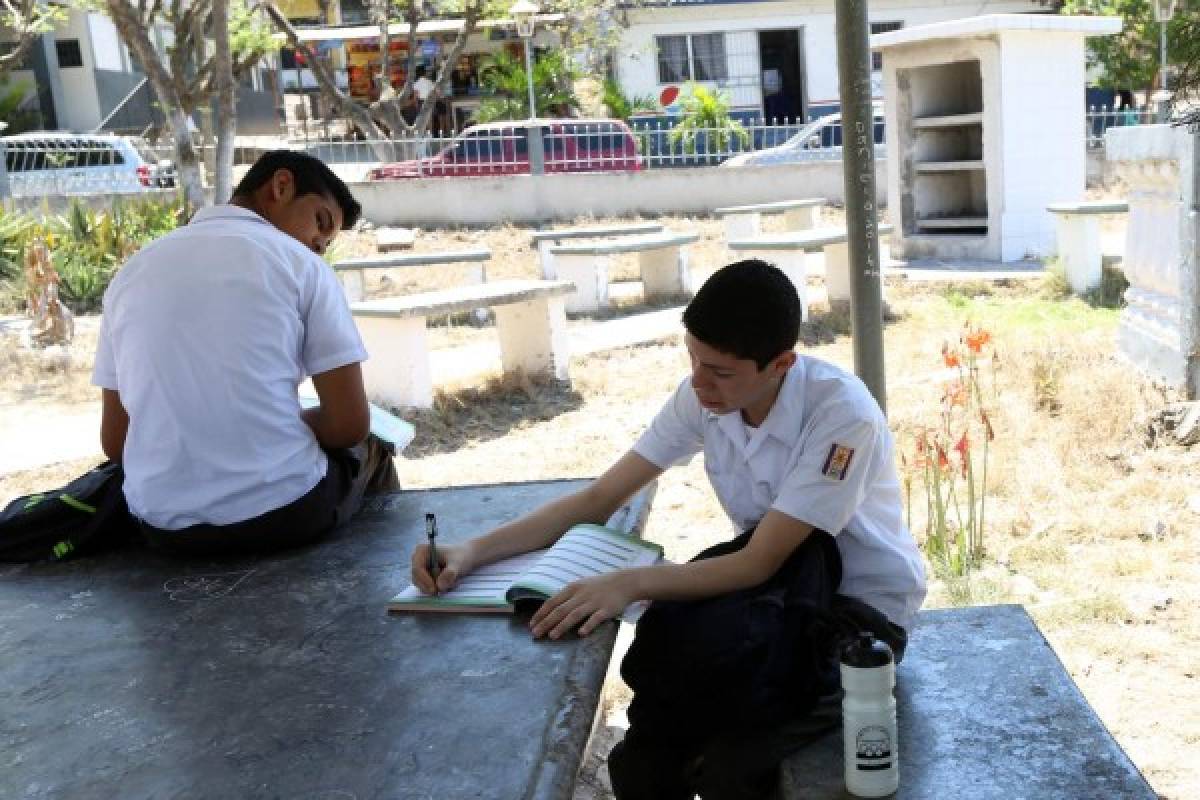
[55,39,84,69]
[870,22,902,71]
[655,33,727,84]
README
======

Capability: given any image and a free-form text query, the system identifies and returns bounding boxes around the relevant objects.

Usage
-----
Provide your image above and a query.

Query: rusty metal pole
[835,0,887,413]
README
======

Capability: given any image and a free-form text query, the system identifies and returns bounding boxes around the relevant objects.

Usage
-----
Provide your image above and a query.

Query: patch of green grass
[929,290,1121,339]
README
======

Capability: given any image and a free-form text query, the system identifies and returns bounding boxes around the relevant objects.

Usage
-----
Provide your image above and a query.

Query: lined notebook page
[511,525,661,598]
[391,549,546,608]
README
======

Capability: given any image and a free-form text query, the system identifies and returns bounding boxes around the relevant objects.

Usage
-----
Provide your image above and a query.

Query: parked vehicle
[720,108,885,168]
[0,132,177,195]
[367,119,644,179]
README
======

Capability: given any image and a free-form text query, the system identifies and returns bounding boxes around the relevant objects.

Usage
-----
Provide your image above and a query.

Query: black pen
[425,512,440,592]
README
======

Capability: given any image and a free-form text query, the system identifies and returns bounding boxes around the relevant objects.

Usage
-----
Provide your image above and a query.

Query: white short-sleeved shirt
[633,357,927,631]
[413,77,435,101]
[92,205,368,530]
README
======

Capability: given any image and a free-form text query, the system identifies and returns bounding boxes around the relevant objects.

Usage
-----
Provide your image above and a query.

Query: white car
[1,132,176,196]
[722,109,886,168]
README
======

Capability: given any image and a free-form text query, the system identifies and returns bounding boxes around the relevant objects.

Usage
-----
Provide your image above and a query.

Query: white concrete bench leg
[639,246,690,299]
[1054,213,1102,293]
[356,315,434,409]
[723,213,761,242]
[341,270,366,303]
[823,242,851,305]
[555,253,611,313]
[783,206,820,232]
[739,248,809,322]
[537,240,557,279]
[494,296,570,381]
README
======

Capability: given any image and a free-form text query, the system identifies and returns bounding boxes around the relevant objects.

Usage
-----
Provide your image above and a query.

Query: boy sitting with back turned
[411,259,926,799]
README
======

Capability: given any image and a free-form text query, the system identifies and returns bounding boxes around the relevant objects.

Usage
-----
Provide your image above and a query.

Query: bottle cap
[840,631,894,668]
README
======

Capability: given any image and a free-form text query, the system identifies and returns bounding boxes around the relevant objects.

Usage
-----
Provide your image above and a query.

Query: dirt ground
[1,210,1195,799]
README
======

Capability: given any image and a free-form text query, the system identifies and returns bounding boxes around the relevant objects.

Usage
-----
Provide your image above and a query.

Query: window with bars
[870,22,902,71]
[655,33,728,83]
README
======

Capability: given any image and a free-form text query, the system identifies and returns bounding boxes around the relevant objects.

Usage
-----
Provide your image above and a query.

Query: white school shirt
[92,205,368,530]
[633,357,927,631]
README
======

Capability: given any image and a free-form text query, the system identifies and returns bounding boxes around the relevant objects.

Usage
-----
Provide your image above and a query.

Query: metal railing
[1086,105,1158,148]
[1,136,175,198]
[1,108,1162,196]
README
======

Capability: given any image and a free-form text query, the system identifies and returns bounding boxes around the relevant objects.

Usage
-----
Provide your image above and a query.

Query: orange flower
[913,431,930,468]
[965,328,992,354]
[980,410,995,441]
[936,443,950,471]
[954,432,970,476]
[942,343,961,369]
[943,380,968,408]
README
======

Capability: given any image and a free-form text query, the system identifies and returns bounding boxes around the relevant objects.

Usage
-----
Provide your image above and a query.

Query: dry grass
[1,212,1196,799]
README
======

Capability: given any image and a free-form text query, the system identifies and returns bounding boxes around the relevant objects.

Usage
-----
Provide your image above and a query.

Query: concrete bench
[1047,201,1128,294]
[530,223,665,282]
[548,230,700,313]
[351,279,574,409]
[779,604,1155,799]
[728,225,894,320]
[714,198,825,241]
[333,248,492,302]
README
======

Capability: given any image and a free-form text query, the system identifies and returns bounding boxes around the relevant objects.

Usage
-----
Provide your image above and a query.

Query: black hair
[233,150,361,229]
[682,259,801,370]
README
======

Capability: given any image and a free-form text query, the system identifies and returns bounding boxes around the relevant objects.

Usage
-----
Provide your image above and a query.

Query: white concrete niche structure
[872,15,1120,263]
[1107,125,1200,399]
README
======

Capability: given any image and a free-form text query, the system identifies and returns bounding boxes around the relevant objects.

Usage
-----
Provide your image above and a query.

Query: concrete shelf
[915,160,986,172]
[912,112,984,129]
[916,216,989,229]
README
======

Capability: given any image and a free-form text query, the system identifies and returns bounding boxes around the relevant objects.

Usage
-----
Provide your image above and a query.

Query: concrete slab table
[780,604,1155,799]
[1046,201,1129,294]
[0,480,656,800]
[714,198,826,241]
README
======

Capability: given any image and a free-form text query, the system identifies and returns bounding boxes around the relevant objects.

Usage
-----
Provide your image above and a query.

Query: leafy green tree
[473,49,579,122]
[668,83,749,155]
[1059,0,1199,95]
[0,0,67,82]
[0,79,42,134]
[100,0,280,207]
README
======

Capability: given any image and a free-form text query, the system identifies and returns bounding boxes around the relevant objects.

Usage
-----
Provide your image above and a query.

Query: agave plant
[668,83,749,155]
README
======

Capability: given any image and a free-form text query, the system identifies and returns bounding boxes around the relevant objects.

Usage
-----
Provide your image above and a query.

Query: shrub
[1,198,184,315]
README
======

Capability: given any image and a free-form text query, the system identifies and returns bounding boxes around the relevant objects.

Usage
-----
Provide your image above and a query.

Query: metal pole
[523,37,544,175]
[523,39,536,118]
[834,0,887,412]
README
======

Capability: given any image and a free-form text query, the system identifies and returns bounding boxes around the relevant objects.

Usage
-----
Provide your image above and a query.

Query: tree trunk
[105,0,206,210]
[262,1,397,161]
[211,0,237,202]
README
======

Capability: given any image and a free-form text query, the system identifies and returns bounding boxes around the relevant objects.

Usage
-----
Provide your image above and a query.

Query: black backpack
[0,461,136,562]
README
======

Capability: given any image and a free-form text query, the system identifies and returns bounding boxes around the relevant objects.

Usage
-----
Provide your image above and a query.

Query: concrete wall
[1108,125,1200,398]
[616,0,1040,118]
[350,160,886,227]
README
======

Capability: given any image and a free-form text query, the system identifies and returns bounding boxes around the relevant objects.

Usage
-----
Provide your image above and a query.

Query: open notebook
[388,523,663,617]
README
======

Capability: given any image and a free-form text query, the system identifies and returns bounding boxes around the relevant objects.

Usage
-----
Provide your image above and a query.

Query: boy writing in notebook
[410,259,926,799]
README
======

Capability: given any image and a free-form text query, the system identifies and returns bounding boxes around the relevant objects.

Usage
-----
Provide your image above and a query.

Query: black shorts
[137,437,396,557]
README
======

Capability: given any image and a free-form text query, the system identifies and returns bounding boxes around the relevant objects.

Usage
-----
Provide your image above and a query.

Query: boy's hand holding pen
[412,512,476,595]
[425,513,440,594]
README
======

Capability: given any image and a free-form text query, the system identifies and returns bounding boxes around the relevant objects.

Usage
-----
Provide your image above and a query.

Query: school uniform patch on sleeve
[821,443,855,481]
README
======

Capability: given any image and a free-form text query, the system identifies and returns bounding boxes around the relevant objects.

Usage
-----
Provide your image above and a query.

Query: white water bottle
[841,631,899,798]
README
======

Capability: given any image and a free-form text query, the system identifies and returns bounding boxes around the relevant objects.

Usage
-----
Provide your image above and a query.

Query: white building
[1,8,279,135]
[614,0,1044,122]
